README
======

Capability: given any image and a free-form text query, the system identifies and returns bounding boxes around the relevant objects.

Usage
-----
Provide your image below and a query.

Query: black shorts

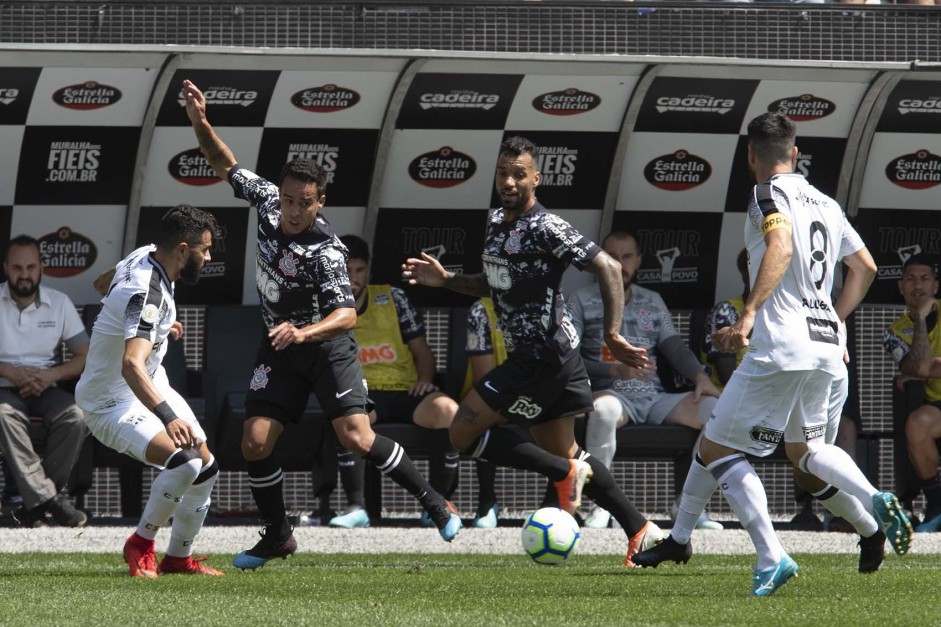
[244,332,372,424]
[473,349,594,427]
[370,389,435,424]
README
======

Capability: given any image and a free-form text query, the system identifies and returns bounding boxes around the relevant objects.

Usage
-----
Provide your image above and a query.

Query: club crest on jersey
[141,303,160,324]
[279,250,299,277]
[636,308,654,331]
[249,364,271,391]
[504,229,523,254]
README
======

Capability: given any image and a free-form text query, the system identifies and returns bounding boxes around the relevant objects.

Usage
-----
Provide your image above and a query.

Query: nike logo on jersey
[483,381,500,394]
[336,389,353,399]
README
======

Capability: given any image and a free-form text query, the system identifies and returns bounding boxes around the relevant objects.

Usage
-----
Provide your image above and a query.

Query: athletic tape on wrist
[153,400,178,426]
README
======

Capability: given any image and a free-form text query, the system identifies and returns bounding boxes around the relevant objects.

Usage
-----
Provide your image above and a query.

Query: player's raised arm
[402,252,490,297]
[183,79,237,180]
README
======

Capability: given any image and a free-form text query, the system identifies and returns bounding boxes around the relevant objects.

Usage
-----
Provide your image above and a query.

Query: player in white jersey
[634,112,911,594]
[76,205,224,578]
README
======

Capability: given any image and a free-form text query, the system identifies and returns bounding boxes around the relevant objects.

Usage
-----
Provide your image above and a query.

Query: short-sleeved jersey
[228,165,354,331]
[568,283,676,397]
[482,202,600,358]
[76,246,175,412]
[884,304,941,403]
[743,172,864,374]
[0,283,87,386]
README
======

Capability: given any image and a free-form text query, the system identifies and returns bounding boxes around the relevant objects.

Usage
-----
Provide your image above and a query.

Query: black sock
[578,449,647,537]
[337,448,366,509]
[247,456,290,537]
[366,434,440,506]
[472,428,570,481]
[475,459,497,514]
[428,429,460,500]
[920,474,941,514]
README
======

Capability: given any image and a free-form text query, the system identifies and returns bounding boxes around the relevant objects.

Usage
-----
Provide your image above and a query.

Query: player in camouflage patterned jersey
[404,136,664,566]
[184,79,461,570]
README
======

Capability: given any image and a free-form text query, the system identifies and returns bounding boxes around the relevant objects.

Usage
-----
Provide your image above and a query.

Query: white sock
[585,395,623,470]
[800,444,877,516]
[671,456,720,544]
[167,457,219,558]
[136,452,202,541]
[712,455,783,570]
[813,485,879,537]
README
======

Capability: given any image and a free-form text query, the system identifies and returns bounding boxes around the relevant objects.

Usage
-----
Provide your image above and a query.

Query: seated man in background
[462,297,507,528]
[0,235,88,528]
[569,230,722,530]
[329,235,460,528]
[884,253,941,532]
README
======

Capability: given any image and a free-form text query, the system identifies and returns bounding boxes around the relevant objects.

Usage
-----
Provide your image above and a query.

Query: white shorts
[84,374,205,468]
[825,369,849,446]
[704,360,832,457]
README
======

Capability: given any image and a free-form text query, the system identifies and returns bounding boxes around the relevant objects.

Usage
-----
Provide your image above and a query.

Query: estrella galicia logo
[749,426,783,445]
[767,94,835,122]
[531,88,601,116]
[169,147,219,186]
[644,150,711,191]
[408,147,476,188]
[52,81,122,110]
[885,150,941,190]
[290,84,360,112]
[37,227,97,278]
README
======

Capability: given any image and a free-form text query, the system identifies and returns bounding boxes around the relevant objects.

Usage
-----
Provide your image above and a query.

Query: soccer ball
[521,507,581,565]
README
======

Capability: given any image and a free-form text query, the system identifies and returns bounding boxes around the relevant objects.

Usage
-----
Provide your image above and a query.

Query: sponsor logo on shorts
[249,364,271,391]
[885,150,941,190]
[508,396,542,420]
[767,94,835,121]
[749,426,783,445]
[803,425,826,440]
[52,81,121,110]
[408,147,476,188]
[290,84,360,112]
[532,88,601,115]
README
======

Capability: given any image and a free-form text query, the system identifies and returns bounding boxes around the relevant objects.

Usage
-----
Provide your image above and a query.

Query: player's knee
[336,427,372,456]
[165,448,202,481]
[590,395,622,430]
[241,439,270,461]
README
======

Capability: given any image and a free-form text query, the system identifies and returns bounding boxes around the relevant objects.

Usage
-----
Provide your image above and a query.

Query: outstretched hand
[604,333,648,369]
[402,252,449,288]
[182,79,208,126]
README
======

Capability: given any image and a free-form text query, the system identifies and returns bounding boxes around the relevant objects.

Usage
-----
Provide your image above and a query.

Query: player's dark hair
[499,136,538,162]
[747,112,796,166]
[4,234,39,262]
[340,234,370,264]
[902,253,938,278]
[601,230,639,252]
[737,248,748,274]
[279,158,328,195]
[156,204,220,251]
